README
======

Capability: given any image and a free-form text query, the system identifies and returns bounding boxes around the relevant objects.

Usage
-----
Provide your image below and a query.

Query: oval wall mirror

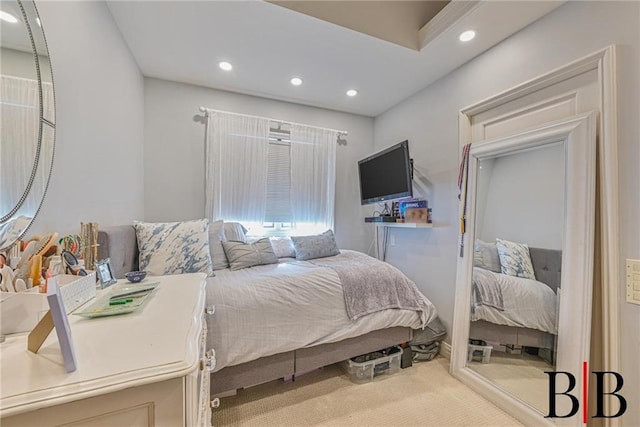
[0,0,55,251]
[451,112,597,426]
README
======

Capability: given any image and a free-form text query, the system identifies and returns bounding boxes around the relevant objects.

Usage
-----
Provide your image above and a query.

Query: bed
[469,247,561,358]
[98,225,437,396]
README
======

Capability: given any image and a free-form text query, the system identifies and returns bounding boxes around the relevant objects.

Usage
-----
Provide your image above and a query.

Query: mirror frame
[0,0,56,250]
[450,112,597,426]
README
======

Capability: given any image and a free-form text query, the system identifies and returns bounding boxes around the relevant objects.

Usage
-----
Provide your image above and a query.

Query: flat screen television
[358,140,413,205]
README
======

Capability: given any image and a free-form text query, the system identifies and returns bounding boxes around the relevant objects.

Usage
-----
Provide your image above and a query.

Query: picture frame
[94,258,117,288]
[28,276,77,372]
[47,277,77,372]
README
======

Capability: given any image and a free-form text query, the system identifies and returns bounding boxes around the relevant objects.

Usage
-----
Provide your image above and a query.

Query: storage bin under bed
[342,346,403,383]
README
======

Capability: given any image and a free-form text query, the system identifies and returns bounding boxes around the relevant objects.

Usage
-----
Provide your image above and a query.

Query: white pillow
[134,219,214,276]
[269,237,296,258]
[495,238,536,280]
[473,239,502,273]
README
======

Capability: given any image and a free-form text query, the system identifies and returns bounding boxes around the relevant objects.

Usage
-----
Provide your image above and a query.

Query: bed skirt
[210,326,412,396]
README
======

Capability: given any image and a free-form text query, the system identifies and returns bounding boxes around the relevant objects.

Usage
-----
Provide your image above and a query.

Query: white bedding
[206,250,437,372]
[471,268,558,334]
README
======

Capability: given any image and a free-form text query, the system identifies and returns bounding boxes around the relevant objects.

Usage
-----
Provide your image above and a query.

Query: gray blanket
[472,267,504,311]
[310,251,430,325]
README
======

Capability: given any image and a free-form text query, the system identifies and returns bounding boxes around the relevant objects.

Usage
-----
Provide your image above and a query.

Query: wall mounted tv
[358,140,413,205]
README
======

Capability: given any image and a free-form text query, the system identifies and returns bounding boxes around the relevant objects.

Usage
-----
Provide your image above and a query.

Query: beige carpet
[213,357,523,426]
[469,351,550,414]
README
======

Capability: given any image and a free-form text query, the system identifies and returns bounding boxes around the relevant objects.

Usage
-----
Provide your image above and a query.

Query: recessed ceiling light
[36,17,41,27]
[459,30,476,42]
[218,61,233,71]
[0,11,18,23]
[290,77,303,86]
[346,89,358,97]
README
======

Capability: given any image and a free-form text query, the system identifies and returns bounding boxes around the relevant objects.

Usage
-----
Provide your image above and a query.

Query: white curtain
[204,111,271,224]
[290,124,337,233]
[1,75,54,218]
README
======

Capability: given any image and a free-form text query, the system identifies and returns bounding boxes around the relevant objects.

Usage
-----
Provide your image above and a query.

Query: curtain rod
[198,106,348,136]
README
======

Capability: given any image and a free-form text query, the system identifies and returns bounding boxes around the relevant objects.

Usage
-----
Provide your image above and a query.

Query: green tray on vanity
[73,282,160,318]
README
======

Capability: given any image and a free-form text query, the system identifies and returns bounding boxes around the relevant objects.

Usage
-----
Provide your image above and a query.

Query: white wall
[28,1,144,237]
[143,77,375,251]
[477,143,564,250]
[375,0,639,422]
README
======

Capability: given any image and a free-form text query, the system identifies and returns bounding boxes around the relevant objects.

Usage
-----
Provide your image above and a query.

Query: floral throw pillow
[134,219,214,276]
[291,230,340,261]
[495,238,536,280]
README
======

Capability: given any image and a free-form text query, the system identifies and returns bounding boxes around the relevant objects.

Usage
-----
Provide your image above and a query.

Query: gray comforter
[471,267,558,334]
[310,251,431,325]
[472,267,505,311]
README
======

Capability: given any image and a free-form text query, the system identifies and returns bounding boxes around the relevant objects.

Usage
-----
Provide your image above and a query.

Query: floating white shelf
[374,222,433,228]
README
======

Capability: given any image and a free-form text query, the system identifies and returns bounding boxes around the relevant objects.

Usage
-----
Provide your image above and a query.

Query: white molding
[418,1,481,50]
[594,50,620,426]
[460,46,611,118]
[439,341,451,360]
[476,91,579,140]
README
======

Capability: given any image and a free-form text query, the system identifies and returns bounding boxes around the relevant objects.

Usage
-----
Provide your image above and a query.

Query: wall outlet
[389,235,396,246]
[626,259,640,305]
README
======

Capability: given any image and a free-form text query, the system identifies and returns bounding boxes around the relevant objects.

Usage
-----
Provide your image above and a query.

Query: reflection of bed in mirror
[470,247,561,361]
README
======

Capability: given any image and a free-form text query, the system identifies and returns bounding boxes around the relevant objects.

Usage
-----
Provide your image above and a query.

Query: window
[204,110,338,237]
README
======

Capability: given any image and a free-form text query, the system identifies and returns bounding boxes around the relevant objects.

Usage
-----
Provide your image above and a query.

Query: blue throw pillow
[134,219,214,276]
[495,238,536,280]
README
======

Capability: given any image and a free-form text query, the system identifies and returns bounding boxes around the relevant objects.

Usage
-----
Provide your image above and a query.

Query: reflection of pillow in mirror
[473,240,502,273]
[495,238,536,280]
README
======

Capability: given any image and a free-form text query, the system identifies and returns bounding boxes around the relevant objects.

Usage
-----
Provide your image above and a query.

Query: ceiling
[106,1,564,117]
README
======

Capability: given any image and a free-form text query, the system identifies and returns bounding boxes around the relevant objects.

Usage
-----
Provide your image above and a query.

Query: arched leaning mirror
[0,0,55,251]
[451,112,596,426]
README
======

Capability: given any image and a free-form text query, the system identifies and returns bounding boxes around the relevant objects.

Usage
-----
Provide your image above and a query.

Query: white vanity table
[0,273,213,427]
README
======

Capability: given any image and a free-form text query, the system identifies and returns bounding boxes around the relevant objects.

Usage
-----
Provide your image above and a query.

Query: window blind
[265,140,291,223]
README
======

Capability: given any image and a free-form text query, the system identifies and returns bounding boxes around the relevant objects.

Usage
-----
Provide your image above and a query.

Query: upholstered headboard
[97,225,139,279]
[529,247,562,292]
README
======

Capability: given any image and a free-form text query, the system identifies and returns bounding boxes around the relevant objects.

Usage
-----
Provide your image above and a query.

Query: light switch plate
[626,259,640,305]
